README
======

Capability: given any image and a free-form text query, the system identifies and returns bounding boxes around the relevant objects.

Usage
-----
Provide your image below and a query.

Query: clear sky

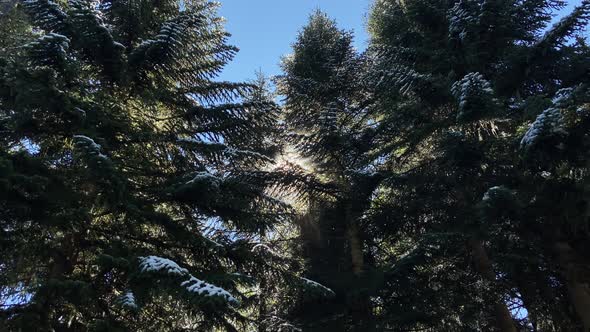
[217,0,585,82]
[217,0,371,82]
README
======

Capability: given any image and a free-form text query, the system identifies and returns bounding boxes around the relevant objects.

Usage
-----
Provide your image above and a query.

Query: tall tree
[363,0,590,330]
[278,11,386,331]
[0,0,294,330]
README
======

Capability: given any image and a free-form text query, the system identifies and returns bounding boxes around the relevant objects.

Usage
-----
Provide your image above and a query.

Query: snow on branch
[73,135,109,162]
[552,87,574,107]
[181,276,237,304]
[186,171,221,185]
[138,256,238,305]
[299,277,335,297]
[482,186,503,202]
[520,88,571,149]
[520,108,566,149]
[117,290,138,310]
[451,72,495,122]
[139,256,189,276]
[25,33,70,65]
[251,243,280,257]
[22,0,68,32]
[448,0,478,41]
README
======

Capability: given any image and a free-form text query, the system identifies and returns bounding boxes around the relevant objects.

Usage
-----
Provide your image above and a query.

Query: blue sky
[217,0,370,82]
[217,0,585,82]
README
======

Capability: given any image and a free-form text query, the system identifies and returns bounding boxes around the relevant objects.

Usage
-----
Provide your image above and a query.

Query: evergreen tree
[2,0,590,331]
[362,0,590,330]
[278,11,387,332]
[0,0,296,330]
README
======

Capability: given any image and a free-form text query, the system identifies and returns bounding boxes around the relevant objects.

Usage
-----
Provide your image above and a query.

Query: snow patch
[448,0,478,41]
[26,33,70,60]
[552,87,574,107]
[186,171,222,185]
[177,137,220,146]
[139,256,188,276]
[300,277,335,296]
[181,276,238,304]
[73,135,108,160]
[118,290,137,309]
[397,244,419,261]
[520,108,566,149]
[482,186,502,202]
[451,72,494,121]
[73,107,86,117]
[138,256,238,305]
[251,243,279,256]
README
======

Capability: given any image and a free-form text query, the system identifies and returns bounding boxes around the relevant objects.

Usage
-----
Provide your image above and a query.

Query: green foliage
[0,0,287,330]
[277,1,590,331]
[2,0,590,331]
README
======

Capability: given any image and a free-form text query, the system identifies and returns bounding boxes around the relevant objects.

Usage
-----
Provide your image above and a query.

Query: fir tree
[0,0,292,330]
[362,0,590,330]
[2,0,590,331]
[278,11,387,332]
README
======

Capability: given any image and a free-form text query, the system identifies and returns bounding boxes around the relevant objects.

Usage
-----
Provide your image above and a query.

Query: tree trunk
[469,238,517,332]
[258,276,267,332]
[345,207,376,331]
[514,273,539,331]
[554,241,590,331]
[347,220,364,276]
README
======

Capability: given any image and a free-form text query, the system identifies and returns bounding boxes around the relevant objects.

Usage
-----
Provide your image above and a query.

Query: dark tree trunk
[554,242,590,331]
[469,238,517,332]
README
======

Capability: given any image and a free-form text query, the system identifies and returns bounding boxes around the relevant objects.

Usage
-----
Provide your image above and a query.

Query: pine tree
[277,11,389,331]
[362,0,590,330]
[3,0,590,331]
[0,0,295,330]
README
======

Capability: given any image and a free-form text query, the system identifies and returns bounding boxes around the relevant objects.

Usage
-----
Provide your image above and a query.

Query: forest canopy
[1,0,589,331]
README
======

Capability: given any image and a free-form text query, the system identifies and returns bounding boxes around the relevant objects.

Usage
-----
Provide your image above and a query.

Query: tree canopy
[1,0,589,331]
